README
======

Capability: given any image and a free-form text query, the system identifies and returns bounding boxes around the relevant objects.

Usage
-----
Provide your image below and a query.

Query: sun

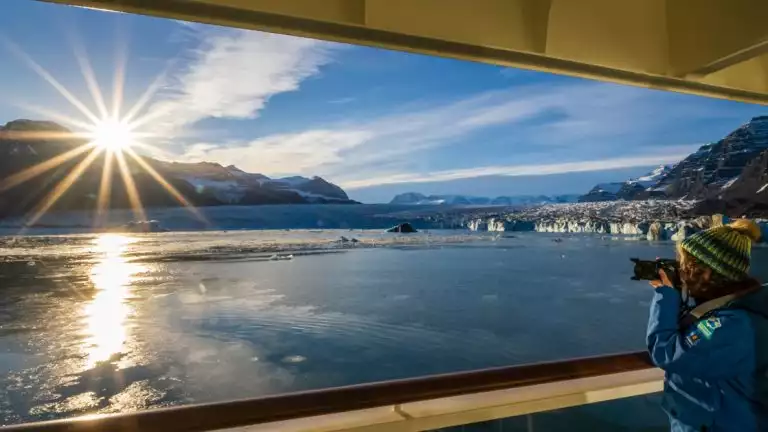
[4,37,208,230]
[90,118,136,151]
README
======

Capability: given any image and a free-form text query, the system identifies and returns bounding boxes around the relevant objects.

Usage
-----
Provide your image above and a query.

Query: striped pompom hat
[680,219,761,281]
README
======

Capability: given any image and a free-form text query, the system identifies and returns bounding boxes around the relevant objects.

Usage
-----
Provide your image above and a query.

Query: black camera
[630,258,682,289]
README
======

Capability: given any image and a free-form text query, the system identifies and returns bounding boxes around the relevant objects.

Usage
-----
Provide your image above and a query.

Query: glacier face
[453,201,700,236]
[453,201,766,243]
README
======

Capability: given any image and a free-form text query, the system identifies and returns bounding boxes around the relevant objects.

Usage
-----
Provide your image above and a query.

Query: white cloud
[150,35,736,189]
[177,87,550,175]
[179,130,372,175]
[330,82,675,173]
[177,81,710,183]
[340,152,697,189]
[146,28,335,134]
[328,97,356,104]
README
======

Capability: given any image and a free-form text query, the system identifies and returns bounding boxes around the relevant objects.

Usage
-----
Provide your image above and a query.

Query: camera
[630,258,682,289]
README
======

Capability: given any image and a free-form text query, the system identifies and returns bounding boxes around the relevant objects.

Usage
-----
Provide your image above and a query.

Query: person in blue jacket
[647,218,768,431]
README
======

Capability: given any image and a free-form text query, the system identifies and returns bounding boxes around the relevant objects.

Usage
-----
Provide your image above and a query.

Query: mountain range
[389,116,768,217]
[0,119,355,218]
[578,115,768,216]
[578,165,672,202]
[5,115,768,219]
[390,192,580,206]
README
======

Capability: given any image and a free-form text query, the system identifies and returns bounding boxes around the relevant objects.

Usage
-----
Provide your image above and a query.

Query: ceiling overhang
[40,0,768,105]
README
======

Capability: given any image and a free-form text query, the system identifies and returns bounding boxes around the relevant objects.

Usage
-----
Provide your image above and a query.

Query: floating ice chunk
[269,254,293,261]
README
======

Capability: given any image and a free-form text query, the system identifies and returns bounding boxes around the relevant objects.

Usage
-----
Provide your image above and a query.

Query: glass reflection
[84,234,144,368]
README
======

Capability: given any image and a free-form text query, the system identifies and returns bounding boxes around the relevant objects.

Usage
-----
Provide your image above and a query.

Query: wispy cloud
[340,151,697,189]
[178,80,711,182]
[328,97,356,105]
[146,28,336,135]
[179,130,372,174]
[174,88,543,176]
[148,30,749,188]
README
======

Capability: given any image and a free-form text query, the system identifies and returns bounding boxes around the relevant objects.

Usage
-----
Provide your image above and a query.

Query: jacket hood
[731,283,768,319]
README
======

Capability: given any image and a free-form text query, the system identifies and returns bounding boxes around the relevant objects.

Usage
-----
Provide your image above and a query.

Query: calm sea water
[1,230,765,427]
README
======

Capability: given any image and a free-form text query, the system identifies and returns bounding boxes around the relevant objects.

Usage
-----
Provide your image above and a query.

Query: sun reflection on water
[84,234,144,368]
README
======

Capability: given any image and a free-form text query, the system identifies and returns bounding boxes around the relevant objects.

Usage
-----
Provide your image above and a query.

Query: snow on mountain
[182,169,351,204]
[579,182,624,202]
[0,119,357,215]
[720,177,739,191]
[595,183,624,194]
[273,177,350,201]
[389,193,579,206]
[631,165,671,186]
[657,116,768,197]
[580,165,673,202]
[390,193,429,205]
[695,145,768,216]
[276,176,312,186]
[225,165,269,182]
[390,193,480,205]
[577,116,768,215]
[434,195,491,206]
[155,161,351,203]
[184,177,243,203]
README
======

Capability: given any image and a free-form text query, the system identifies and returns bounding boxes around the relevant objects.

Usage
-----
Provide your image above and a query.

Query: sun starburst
[88,118,137,152]
[0,34,206,229]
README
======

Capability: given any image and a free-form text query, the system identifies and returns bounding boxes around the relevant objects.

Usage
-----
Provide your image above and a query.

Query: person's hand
[649,269,673,289]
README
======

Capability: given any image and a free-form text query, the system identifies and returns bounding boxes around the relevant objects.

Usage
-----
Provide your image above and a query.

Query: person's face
[678,248,713,294]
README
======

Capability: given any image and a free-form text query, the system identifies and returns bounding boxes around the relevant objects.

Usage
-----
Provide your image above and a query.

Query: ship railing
[2,351,662,432]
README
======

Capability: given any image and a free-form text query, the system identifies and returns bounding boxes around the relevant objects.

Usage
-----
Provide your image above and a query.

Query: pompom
[728,218,762,242]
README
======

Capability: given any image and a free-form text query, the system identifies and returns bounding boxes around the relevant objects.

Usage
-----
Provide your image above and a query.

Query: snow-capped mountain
[390,193,491,205]
[630,164,671,186]
[0,119,356,218]
[578,182,624,202]
[696,146,768,216]
[579,165,673,202]
[390,193,579,206]
[390,192,433,205]
[157,161,351,204]
[657,116,768,199]
[580,115,768,206]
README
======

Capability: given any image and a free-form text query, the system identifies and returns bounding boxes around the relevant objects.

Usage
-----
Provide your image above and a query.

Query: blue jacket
[647,285,768,431]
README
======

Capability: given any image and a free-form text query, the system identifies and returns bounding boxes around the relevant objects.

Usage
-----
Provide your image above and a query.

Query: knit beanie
[680,219,762,281]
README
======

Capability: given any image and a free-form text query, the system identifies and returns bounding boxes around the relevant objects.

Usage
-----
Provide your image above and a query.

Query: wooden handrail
[2,351,654,432]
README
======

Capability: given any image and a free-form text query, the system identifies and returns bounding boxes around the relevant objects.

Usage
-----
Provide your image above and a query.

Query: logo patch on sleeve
[685,317,722,347]
[697,317,722,338]
[684,331,700,347]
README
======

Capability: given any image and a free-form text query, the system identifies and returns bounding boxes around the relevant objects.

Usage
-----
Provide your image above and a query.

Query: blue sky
[0,1,765,203]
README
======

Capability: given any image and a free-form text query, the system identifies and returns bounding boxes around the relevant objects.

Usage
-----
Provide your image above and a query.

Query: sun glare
[85,234,143,367]
[3,34,208,229]
[90,118,135,151]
